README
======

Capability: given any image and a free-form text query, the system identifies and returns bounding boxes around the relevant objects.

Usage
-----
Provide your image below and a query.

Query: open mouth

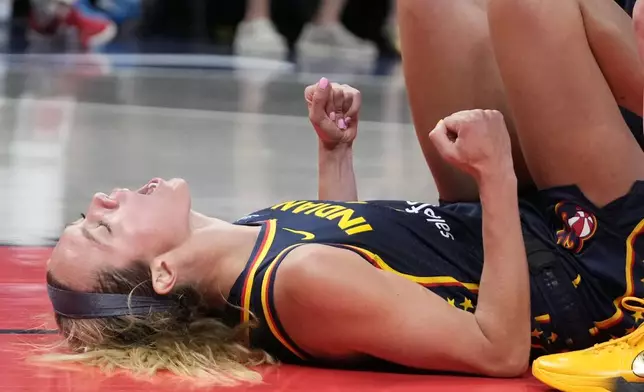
[137,178,161,195]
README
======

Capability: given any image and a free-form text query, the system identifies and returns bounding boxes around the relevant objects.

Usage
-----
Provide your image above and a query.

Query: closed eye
[98,220,112,234]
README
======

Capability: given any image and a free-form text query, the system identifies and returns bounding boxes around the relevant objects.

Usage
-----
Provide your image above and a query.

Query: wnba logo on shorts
[555,202,598,253]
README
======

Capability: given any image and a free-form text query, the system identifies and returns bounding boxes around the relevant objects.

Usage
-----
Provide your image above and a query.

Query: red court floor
[0,246,549,392]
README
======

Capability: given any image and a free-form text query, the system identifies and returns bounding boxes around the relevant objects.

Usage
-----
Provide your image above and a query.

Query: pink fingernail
[319,77,329,90]
[338,118,347,130]
[329,112,336,121]
[345,117,352,126]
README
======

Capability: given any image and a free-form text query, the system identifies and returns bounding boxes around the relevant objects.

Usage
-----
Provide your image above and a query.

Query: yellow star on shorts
[531,329,544,338]
[460,298,474,312]
[447,298,456,307]
[634,311,644,323]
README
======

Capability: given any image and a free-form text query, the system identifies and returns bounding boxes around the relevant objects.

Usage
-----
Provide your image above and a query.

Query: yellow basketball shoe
[532,297,644,392]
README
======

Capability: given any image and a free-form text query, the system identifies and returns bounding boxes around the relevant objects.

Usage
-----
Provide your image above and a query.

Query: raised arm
[305,78,361,201]
[275,109,530,376]
[430,109,531,368]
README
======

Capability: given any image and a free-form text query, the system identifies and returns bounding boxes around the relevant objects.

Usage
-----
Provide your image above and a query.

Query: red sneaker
[64,1,117,49]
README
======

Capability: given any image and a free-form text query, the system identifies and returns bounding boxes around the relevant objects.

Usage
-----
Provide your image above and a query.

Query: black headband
[47,285,178,319]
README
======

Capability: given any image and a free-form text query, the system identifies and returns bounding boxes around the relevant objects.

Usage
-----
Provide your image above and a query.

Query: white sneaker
[297,22,376,58]
[233,18,287,58]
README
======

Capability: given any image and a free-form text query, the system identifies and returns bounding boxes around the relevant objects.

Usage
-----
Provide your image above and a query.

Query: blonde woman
[45,0,644,385]
[47,79,529,385]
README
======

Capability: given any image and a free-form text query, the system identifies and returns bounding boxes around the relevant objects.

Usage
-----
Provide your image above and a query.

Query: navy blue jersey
[223,188,644,365]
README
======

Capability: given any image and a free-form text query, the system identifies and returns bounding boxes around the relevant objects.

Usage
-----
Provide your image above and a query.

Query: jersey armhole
[259,244,311,361]
[258,243,379,361]
[326,243,382,268]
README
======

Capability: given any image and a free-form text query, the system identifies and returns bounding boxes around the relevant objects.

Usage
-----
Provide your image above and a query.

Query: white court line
[115,67,406,88]
[0,53,406,87]
[0,53,295,72]
[1,97,414,132]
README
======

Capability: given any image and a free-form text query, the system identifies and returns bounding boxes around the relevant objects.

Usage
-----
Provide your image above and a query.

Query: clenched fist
[429,109,514,182]
[305,77,361,150]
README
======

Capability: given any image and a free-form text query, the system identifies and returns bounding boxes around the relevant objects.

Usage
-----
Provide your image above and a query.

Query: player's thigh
[488,0,644,207]
[398,0,531,202]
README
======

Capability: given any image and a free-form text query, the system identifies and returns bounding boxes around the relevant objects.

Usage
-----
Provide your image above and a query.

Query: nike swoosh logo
[632,351,644,377]
[282,228,315,240]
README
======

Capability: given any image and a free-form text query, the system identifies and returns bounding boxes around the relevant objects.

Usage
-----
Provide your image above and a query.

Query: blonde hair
[41,263,276,386]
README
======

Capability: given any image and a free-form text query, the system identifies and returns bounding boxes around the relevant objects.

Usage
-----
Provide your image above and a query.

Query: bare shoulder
[281,243,360,263]
[275,244,367,306]
[272,244,373,359]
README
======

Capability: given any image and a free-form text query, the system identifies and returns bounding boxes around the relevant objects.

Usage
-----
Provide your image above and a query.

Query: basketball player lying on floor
[44,0,644,385]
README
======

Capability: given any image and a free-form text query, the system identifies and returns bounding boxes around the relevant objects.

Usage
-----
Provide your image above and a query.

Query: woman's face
[48,178,193,291]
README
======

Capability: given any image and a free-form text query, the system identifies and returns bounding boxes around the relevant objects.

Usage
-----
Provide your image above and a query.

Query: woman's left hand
[305,77,361,150]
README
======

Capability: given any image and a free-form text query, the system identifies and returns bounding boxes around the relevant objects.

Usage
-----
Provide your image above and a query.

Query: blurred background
[0,0,639,247]
[11,0,400,61]
[0,0,424,247]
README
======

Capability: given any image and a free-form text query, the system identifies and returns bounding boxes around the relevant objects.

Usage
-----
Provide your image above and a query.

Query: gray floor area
[0,54,438,245]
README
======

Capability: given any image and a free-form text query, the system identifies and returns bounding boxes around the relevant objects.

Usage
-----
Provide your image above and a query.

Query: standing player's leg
[581,0,643,117]
[397,0,531,202]
[488,0,644,206]
[398,0,643,203]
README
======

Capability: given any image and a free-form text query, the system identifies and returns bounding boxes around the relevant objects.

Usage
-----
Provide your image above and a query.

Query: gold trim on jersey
[572,275,581,288]
[260,244,307,360]
[594,218,644,330]
[535,314,551,323]
[240,220,277,330]
[343,245,480,292]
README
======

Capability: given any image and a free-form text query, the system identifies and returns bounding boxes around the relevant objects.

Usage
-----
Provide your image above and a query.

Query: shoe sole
[532,365,612,392]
